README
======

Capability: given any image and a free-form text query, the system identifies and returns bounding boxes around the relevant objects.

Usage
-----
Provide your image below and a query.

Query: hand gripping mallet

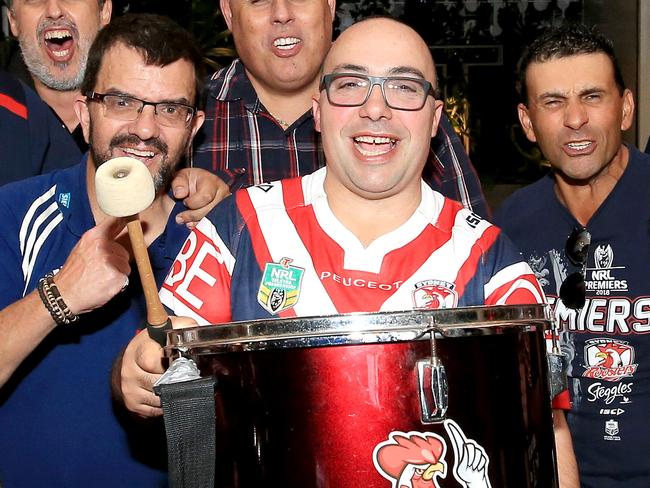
[95,156,171,346]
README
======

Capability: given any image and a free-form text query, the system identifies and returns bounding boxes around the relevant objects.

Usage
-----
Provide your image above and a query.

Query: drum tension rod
[416,316,449,423]
[547,316,568,400]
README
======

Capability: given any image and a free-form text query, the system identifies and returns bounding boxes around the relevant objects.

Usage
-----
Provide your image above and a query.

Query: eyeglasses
[85,92,196,128]
[559,226,591,310]
[319,73,436,111]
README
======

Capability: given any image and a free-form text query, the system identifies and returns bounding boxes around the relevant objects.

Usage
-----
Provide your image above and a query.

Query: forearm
[0,290,57,388]
[553,409,579,488]
[0,217,134,390]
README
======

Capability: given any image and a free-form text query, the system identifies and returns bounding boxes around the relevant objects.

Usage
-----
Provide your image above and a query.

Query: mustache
[37,17,79,42]
[109,134,168,155]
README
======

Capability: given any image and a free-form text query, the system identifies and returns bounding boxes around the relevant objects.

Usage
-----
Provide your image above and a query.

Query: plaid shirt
[193,59,489,217]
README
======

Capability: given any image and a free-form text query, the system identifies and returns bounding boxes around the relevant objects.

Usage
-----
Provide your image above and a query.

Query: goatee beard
[91,134,172,194]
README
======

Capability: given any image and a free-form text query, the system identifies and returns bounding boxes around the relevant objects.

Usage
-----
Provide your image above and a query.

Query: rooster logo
[583,339,637,382]
[373,420,492,488]
[595,343,628,368]
[374,431,447,488]
[412,281,458,310]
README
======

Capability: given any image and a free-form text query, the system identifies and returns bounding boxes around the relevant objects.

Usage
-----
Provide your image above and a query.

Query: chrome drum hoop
[165,304,550,357]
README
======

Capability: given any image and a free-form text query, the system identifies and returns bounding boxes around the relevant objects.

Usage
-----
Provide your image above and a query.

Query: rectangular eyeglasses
[85,92,196,128]
[320,73,436,111]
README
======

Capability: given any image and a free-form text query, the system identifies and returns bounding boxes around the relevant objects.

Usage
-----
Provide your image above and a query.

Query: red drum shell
[167,305,558,488]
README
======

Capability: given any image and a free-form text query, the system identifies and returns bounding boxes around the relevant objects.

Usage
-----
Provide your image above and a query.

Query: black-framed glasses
[85,92,196,128]
[559,226,591,310]
[319,73,436,111]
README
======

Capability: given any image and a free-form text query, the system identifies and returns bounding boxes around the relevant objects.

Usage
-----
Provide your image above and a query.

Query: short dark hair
[81,13,205,107]
[517,23,625,105]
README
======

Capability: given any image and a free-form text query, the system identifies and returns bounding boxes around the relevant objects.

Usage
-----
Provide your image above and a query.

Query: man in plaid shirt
[193,1,489,218]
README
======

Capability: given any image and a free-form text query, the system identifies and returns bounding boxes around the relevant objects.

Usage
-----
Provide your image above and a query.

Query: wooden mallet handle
[126,216,168,326]
[95,157,170,344]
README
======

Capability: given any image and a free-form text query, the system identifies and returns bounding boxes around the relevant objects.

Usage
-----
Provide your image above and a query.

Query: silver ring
[120,276,129,293]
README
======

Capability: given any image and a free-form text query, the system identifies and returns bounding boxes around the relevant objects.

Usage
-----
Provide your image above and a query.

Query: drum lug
[547,352,568,399]
[547,318,568,400]
[416,357,448,423]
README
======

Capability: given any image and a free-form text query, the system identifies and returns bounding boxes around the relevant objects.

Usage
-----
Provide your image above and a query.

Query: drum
[166,304,557,488]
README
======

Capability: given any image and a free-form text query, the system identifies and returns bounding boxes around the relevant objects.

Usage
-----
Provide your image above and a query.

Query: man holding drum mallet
[0,14,216,488]
[119,17,578,488]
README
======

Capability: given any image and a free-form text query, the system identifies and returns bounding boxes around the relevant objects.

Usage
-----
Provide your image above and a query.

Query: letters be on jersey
[162,227,231,323]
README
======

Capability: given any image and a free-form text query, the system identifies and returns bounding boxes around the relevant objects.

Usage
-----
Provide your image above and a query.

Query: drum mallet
[97,157,216,488]
[95,156,171,345]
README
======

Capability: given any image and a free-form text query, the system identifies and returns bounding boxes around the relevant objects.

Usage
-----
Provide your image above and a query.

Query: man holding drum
[119,17,578,487]
[0,14,209,487]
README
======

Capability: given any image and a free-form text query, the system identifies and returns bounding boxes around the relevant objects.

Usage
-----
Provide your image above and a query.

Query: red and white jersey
[161,168,544,324]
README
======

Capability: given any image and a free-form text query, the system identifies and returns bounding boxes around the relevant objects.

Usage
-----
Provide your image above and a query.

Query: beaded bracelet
[37,273,79,326]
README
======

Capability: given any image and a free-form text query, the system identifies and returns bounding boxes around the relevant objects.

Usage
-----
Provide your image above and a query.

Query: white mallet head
[95,157,155,217]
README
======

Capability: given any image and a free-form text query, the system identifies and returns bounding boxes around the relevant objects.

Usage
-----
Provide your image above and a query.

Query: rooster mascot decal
[373,419,492,488]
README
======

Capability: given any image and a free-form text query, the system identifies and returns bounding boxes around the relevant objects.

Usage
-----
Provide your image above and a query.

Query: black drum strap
[154,377,217,488]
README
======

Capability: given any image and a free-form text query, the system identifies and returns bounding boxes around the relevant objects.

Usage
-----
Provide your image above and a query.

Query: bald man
[117,17,575,486]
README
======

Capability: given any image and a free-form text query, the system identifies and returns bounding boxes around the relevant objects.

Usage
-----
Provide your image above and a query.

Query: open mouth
[273,37,301,50]
[44,29,75,60]
[353,135,397,157]
[566,141,592,151]
[564,140,595,155]
[120,147,158,164]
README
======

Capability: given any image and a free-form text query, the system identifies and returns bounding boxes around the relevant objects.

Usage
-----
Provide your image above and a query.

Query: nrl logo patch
[604,419,621,441]
[412,280,458,310]
[594,244,614,269]
[258,257,304,314]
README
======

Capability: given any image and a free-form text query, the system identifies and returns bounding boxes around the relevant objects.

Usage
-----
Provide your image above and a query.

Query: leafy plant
[445,94,471,155]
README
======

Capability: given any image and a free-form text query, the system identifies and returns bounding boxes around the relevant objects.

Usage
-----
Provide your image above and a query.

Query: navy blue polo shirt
[0,69,81,186]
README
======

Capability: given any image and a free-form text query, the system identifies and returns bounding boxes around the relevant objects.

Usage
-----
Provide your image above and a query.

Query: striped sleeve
[481,229,546,306]
[159,213,236,325]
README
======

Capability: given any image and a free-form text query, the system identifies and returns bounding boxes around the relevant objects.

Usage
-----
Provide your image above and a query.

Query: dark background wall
[584,0,638,147]
[1,0,643,204]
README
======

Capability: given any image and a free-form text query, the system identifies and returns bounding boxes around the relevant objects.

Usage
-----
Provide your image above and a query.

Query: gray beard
[90,132,178,196]
[92,147,175,196]
[18,37,88,91]
[152,159,175,195]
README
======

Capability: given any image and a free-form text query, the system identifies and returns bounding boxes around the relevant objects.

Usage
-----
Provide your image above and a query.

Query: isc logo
[599,408,625,416]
